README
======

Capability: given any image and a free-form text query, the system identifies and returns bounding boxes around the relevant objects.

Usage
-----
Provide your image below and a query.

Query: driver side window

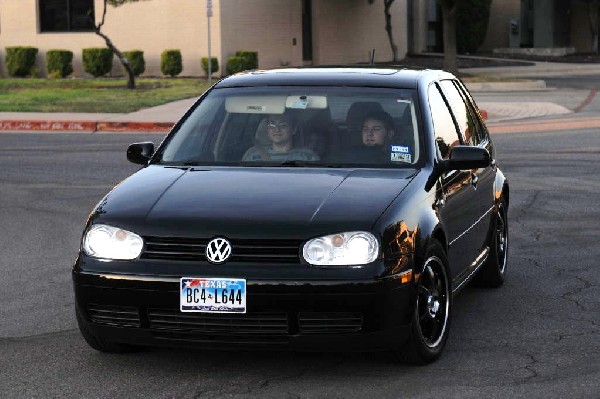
[428,83,460,160]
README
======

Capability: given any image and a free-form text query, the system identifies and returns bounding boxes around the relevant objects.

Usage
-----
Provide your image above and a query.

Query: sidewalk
[0,98,197,133]
[1,58,596,133]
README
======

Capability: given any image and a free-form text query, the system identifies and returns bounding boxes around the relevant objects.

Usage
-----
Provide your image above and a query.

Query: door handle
[471,173,479,189]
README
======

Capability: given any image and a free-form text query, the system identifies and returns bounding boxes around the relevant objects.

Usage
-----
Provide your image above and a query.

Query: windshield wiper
[279,160,310,167]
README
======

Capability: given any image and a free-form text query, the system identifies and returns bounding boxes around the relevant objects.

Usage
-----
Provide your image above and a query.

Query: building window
[39,0,95,32]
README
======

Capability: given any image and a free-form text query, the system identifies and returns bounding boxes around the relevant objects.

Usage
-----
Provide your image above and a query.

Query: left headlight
[302,231,379,266]
[83,224,144,260]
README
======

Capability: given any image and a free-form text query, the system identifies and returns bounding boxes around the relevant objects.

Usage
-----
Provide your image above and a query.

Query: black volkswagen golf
[73,68,509,364]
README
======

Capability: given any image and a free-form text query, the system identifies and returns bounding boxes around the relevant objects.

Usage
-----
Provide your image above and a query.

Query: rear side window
[428,83,460,160]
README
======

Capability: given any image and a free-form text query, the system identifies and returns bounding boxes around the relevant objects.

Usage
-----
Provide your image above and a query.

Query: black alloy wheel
[397,239,451,364]
[416,256,450,348]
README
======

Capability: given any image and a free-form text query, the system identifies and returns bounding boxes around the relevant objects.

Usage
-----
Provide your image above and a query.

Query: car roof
[214,67,455,89]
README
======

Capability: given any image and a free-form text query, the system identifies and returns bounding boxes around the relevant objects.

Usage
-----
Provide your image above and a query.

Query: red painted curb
[96,121,173,133]
[0,120,97,132]
[0,120,173,133]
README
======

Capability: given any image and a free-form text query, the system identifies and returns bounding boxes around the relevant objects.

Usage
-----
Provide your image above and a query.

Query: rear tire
[396,239,451,365]
[474,199,508,288]
[75,306,138,353]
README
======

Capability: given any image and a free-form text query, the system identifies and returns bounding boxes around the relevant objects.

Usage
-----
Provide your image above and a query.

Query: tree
[92,0,149,89]
[580,0,600,53]
[440,0,464,74]
[368,0,399,62]
[456,0,492,54]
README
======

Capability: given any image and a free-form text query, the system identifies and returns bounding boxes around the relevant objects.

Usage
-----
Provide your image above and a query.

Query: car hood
[92,165,417,239]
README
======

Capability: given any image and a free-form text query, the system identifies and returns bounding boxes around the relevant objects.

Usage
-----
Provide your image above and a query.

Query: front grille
[298,312,363,334]
[142,236,301,263]
[88,304,140,328]
[147,308,289,335]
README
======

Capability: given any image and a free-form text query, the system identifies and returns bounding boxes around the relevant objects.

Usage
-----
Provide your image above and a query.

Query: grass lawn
[0,78,210,113]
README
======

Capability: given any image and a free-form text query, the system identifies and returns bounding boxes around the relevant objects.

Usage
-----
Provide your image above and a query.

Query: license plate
[180,277,246,313]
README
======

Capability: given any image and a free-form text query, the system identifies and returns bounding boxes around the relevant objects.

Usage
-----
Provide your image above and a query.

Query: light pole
[206,0,213,85]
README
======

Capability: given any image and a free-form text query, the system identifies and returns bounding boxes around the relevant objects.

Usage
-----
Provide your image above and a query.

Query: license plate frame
[180,277,247,313]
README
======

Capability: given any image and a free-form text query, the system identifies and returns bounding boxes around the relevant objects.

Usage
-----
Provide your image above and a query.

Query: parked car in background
[73,67,509,364]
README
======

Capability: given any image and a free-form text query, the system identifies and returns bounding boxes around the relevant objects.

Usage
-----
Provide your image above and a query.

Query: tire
[396,239,451,365]
[474,198,508,288]
[75,306,138,353]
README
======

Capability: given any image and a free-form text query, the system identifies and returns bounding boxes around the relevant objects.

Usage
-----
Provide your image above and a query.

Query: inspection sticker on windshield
[180,278,246,313]
[390,145,411,163]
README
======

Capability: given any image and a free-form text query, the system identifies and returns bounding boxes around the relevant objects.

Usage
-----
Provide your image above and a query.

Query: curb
[465,80,547,92]
[0,120,173,133]
[1,111,489,133]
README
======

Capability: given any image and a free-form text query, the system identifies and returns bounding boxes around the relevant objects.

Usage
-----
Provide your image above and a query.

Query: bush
[235,50,258,69]
[5,46,38,77]
[46,49,73,78]
[123,50,145,77]
[226,56,245,75]
[457,0,493,54]
[161,49,183,77]
[201,57,219,76]
[226,50,258,75]
[82,47,114,77]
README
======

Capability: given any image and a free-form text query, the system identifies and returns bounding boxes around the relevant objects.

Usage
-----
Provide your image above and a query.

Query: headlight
[83,224,144,260]
[302,232,379,266]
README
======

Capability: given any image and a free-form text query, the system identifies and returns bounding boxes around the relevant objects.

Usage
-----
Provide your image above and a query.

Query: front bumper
[73,268,415,352]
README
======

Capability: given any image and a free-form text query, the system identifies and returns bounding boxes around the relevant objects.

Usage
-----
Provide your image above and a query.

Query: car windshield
[156,86,423,168]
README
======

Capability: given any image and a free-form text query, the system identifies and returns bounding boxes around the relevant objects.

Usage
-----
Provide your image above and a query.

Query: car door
[453,79,496,234]
[438,80,494,282]
[427,82,480,282]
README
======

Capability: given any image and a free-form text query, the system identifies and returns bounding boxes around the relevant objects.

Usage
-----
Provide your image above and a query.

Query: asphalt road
[0,128,598,398]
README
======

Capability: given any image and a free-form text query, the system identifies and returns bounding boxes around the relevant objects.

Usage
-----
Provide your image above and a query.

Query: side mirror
[127,142,154,165]
[444,146,491,171]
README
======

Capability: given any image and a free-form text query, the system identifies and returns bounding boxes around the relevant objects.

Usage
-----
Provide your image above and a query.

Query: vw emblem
[206,237,232,264]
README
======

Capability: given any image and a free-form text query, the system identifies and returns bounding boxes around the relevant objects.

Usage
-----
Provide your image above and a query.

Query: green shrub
[82,47,114,77]
[5,46,38,77]
[226,50,258,75]
[457,0,493,54]
[46,49,73,78]
[235,50,258,69]
[201,57,219,76]
[226,56,245,75]
[161,49,183,77]
[123,50,145,77]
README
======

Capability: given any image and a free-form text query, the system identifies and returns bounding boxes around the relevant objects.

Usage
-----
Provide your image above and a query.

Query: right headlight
[302,231,379,266]
[83,224,144,261]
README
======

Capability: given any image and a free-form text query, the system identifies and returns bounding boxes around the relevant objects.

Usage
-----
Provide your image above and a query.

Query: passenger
[242,112,319,162]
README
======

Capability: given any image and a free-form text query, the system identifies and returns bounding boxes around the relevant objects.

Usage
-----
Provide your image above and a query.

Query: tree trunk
[442,0,458,74]
[589,2,600,54]
[94,0,136,89]
[384,0,398,62]
[95,29,136,89]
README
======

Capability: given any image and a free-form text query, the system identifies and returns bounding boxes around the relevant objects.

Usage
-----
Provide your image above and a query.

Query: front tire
[396,239,451,364]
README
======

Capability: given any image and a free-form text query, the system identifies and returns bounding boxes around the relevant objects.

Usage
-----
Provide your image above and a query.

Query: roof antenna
[369,49,376,65]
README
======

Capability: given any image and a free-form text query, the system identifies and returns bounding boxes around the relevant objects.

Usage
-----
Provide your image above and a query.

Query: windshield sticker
[390,145,411,163]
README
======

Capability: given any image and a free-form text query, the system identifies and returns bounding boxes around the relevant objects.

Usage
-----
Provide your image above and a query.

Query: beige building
[0,0,409,77]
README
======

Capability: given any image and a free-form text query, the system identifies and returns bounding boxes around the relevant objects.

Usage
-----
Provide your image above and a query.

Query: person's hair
[268,110,297,128]
[362,111,394,132]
